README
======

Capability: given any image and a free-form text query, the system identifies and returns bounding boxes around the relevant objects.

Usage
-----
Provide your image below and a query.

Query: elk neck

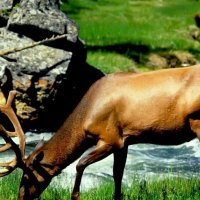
[38,98,94,175]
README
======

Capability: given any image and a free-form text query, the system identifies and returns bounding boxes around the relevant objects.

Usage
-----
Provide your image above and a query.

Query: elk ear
[34,139,45,151]
[32,140,45,164]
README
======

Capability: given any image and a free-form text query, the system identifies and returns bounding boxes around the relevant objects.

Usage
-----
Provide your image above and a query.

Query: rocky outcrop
[146,51,198,69]
[0,0,12,27]
[0,0,104,132]
[0,0,13,10]
[7,0,78,41]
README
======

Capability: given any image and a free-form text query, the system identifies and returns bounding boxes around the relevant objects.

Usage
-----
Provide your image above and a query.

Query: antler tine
[5,90,16,107]
[0,143,11,152]
[0,91,26,177]
[0,158,17,177]
[0,90,25,158]
[0,124,22,176]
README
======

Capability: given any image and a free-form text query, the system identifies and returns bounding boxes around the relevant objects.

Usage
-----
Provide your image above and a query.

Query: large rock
[7,0,78,42]
[0,0,13,10]
[0,0,104,132]
[0,0,13,27]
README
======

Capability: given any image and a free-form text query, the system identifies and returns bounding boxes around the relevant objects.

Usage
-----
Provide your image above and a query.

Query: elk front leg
[113,146,128,200]
[71,140,113,200]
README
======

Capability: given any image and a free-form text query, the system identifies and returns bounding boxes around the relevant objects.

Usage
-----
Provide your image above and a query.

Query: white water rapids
[1,132,200,191]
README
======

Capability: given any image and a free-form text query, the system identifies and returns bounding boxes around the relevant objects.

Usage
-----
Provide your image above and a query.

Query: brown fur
[7,65,200,200]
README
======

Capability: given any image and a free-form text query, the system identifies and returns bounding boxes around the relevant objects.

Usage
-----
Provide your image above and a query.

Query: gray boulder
[7,0,78,42]
[0,0,13,10]
[0,0,104,132]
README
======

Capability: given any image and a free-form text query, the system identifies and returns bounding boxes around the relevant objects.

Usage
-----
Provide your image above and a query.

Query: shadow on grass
[61,0,93,15]
[87,43,200,64]
[87,43,168,63]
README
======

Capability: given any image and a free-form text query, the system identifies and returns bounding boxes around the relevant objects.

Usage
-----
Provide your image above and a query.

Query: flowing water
[1,132,200,190]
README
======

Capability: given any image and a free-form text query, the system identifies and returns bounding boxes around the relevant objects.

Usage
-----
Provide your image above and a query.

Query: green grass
[62,0,199,47]
[0,170,22,200]
[87,51,139,73]
[61,0,200,73]
[1,170,200,199]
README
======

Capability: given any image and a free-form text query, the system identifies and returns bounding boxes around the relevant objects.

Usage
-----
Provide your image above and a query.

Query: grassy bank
[61,0,200,73]
[1,170,200,199]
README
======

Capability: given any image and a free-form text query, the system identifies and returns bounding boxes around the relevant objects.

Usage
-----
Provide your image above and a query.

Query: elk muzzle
[18,170,52,200]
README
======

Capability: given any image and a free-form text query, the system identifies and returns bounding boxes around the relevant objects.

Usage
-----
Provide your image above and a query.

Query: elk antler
[0,91,25,176]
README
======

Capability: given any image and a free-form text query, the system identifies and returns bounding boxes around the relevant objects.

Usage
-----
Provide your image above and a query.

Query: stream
[1,132,200,190]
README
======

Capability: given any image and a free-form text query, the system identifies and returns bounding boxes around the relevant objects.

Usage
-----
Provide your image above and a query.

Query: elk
[1,65,200,200]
